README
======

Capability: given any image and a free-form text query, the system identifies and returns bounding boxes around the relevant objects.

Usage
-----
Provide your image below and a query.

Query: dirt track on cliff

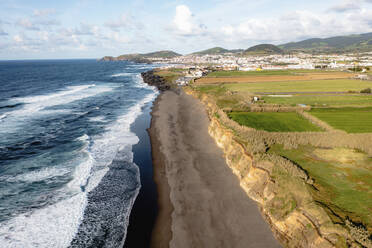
[149,90,281,248]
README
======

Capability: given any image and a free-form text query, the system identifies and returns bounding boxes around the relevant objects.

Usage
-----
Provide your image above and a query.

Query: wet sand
[149,90,281,248]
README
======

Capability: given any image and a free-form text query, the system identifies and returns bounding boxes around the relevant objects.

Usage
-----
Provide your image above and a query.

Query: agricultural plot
[270,145,372,232]
[224,79,372,93]
[263,94,372,107]
[228,112,322,132]
[310,107,372,133]
[197,71,354,84]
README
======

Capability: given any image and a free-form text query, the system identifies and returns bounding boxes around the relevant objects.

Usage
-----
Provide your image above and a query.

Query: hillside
[100,50,181,62]
[192,47,243,55]
[280,32,372,53]
[244,44,283,55]
[143,50,182,58]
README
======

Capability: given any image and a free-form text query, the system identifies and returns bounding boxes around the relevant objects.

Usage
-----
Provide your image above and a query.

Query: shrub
[360,88,371,94]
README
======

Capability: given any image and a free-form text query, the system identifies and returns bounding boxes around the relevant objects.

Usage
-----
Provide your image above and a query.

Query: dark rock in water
[141,70,171,92]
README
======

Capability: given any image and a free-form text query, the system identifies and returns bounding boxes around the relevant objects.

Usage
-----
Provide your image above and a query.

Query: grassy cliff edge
[184,86,372,248]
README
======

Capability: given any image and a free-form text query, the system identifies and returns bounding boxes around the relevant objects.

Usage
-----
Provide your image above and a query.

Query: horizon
[1,0,372,60]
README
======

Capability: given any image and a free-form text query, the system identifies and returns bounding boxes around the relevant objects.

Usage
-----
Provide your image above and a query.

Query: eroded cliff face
[184,88,362,248]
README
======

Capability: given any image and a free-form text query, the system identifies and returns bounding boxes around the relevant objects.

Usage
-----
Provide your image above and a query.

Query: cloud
[13,34,24,43]
[171,5,207,36]
[328,1,361,12]
[33,9,55,17]
[60,23,99,36]
[16,18,40,31]
[218,9,372,45]
[104,14,143,30]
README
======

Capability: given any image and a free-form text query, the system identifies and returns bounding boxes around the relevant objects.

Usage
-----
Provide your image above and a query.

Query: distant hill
[244,44,283,55]
[192,47,243,55]
[100,50,181,62]
[279,32,372,53]
[143,50,182,58]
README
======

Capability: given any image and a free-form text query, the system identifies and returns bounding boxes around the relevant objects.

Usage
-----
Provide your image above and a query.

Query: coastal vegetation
[184,67,372,247]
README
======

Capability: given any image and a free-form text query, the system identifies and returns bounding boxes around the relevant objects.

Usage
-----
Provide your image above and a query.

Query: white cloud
[33,9,55,17]
[173,5,193,34]
[172,5,206,36]
[13,34,23,43]
[328,0,361,12]
[104,14,143,30]
[16,18,39,31]
[218,9,372,45]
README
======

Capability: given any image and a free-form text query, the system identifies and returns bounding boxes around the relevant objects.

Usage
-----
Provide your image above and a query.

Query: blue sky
[1,0,372,59]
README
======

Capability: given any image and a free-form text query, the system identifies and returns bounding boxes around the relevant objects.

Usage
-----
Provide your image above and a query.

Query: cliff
[184,88,367,248]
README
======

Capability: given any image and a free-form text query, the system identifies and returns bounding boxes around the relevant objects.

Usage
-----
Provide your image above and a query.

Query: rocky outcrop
[141,71,171,91]
[100,55,152,64]
[184,88,364,248]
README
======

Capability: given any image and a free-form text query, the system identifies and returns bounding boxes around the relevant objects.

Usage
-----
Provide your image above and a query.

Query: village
[147,52,372,86]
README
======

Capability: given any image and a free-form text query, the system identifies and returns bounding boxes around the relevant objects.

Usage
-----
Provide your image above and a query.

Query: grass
[207,70,293,77]
[153,69,183,85]
[310,107,372,133]
[224,79,372,93]
[263,94,372,107]
[228,112,323,132]
[270,145,372,231]
[206,69,339,77]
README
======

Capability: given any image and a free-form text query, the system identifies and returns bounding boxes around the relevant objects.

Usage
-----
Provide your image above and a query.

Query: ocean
[0,59,159,247]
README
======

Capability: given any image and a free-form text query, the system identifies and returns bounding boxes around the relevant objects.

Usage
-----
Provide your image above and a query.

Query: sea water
[0,60,158,247]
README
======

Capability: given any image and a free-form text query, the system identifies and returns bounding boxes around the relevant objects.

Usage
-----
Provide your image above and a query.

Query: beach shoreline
[148,88,280,248]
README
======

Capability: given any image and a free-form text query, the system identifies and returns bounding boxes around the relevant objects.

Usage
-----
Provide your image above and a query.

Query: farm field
[206,69,345,77]
[227,112,322,132]
[196,71,354,84]
[270,145,372,232]
[223,79,372,93]
[263,94,372,107]
[310,107,372,133]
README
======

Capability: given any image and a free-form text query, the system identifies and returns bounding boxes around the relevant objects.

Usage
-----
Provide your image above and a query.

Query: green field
[228,112,323,132]
[310,107,372,133]
[224,79,372,93]
[206,69,338,77]
[263,94,372,107]
[207,70,293,77]
[270,145,372,230]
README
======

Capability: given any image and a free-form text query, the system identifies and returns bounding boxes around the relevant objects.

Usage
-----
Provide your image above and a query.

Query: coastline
[148,94,174,248]
[124,101,158,248]
[148,88,281,247]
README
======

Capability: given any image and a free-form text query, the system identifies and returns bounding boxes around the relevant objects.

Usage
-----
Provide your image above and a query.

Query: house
[356,74,369,80]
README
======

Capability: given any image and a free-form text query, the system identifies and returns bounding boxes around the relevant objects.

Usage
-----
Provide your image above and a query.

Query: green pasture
[224,79,372,93]
[206,69,338,77]
[310,107,372,133]
[228,112,322,132]
[263,94,372,107]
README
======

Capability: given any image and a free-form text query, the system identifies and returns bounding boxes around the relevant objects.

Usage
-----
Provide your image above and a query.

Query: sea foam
[0,74,158,248]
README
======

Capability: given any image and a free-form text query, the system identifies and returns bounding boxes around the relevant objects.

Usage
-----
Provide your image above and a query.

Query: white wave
[14,85,95,104]
[0,84,115,134]
[111,72,133,77]
[0,79,158,248]
[0,114,7,121]
[0,192,87,248]
[88,116,106,123]
[12,167,70,183]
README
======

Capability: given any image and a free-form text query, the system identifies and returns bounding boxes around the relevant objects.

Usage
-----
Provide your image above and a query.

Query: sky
[1,0,372,59]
